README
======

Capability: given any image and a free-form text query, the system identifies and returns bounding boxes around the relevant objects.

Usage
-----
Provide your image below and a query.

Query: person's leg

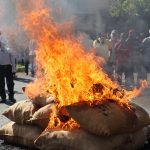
[145,63,150,81]
[103,62,113,78]
[124,63,134,90]
[137,63,147,87]
[116,64,123,85]
[0,66,6,102]
[31,58,35,77]
[25,62,29,75]
[26,62,29,75]
[5,65,15,102]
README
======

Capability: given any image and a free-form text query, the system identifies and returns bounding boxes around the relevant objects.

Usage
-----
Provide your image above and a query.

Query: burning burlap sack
[28,104,53,129]
[34,128,147,150]
[2,100,39,124]
[66,100,150,136]
[22,87,55,107]
[0,122,42,148]
[31,95,54,107]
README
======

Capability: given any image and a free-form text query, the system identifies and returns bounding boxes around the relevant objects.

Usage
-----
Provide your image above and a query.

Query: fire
[17,0,147,129]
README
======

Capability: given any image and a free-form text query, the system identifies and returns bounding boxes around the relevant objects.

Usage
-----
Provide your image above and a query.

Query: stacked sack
[0,94,150,150]
[35,99,150,150]
[0,95,54,149]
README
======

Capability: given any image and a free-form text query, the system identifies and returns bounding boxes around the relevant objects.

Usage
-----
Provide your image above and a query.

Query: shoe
[9,98,16,103]
[0,99,6,103]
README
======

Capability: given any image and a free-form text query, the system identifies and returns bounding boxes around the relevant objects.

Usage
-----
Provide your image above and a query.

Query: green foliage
[107,0,150,32]
[16,64,25,72]
[110,0,150,17]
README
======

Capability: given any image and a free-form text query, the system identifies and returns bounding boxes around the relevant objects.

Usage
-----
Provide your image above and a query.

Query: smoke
[0,0,28,54]
[0,0,110,54]
[46,0,111,50]
[47,0,110,34]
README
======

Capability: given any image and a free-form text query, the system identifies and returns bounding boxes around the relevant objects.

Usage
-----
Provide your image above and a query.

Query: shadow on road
[5,90,23,95]
[14,77,33,83]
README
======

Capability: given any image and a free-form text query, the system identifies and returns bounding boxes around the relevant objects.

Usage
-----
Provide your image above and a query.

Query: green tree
[109,0,150,32]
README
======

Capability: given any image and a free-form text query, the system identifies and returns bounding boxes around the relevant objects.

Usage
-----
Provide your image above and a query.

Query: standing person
[94,34,110,73]
[29,39,36,76]
[95,35,109,62]
[24,48,29,75]
[125,29,137,90]
[108,30,119,79]
[115,33,129,86]
[141,29,150,82]
[0,41,16,103]
[134,33,145,87]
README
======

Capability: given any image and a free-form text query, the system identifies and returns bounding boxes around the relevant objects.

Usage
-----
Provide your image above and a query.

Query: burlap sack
[22,87,55,107]
[2,100,39,124]
[31,95,54,107]
[28,104,53,129]
[0,122,42,148]
[66,100,150,136]
[34,128,147,150]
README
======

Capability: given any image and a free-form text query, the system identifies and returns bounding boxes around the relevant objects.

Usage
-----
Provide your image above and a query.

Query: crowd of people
[1,28,150,103]
[93,29,150,90]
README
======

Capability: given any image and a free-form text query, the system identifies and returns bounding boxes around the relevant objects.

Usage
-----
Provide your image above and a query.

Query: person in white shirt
[94,36,109,62]
[0,41,16,103]
[93,35,111,76]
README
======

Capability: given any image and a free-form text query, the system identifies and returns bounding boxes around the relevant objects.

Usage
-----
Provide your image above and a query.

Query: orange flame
[17,0,146,129]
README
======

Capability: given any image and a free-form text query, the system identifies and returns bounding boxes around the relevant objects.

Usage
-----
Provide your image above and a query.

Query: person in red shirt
[115,33,129,86]
[124,30,136,90]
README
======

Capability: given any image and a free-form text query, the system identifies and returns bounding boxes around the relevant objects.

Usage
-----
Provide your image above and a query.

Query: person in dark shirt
[124,30,137,90]
[141,30,150,81]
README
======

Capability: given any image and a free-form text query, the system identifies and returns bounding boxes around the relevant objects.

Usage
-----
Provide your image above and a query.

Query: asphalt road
[0,73,34,150]
[0,73,150,150]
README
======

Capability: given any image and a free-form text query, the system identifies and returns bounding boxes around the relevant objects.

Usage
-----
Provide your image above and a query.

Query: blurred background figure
[95,34,109,62]
[115,33,128,86]
[124,29,137,90]
[108,30,119,79]
[133,32,145,87]
[29,39,36,77]
[24,47,29,75]
[93,35,101,48]
[0,41,16,103]
[93,34,110,74]
[141,29,150,83]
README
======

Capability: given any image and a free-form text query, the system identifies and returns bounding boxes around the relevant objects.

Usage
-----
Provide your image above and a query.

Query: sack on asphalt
[2,100,39,124]
[66,99,150,136]
[0,122,42,148]
[34,128,147,150]
[22,87,55,107]
[28,104,53,129]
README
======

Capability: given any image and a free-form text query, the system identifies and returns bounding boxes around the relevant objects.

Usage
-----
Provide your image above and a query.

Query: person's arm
[9,53,16,73]
[108,40,112,57]
[115,42,120,51]
[141,38,146,54]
